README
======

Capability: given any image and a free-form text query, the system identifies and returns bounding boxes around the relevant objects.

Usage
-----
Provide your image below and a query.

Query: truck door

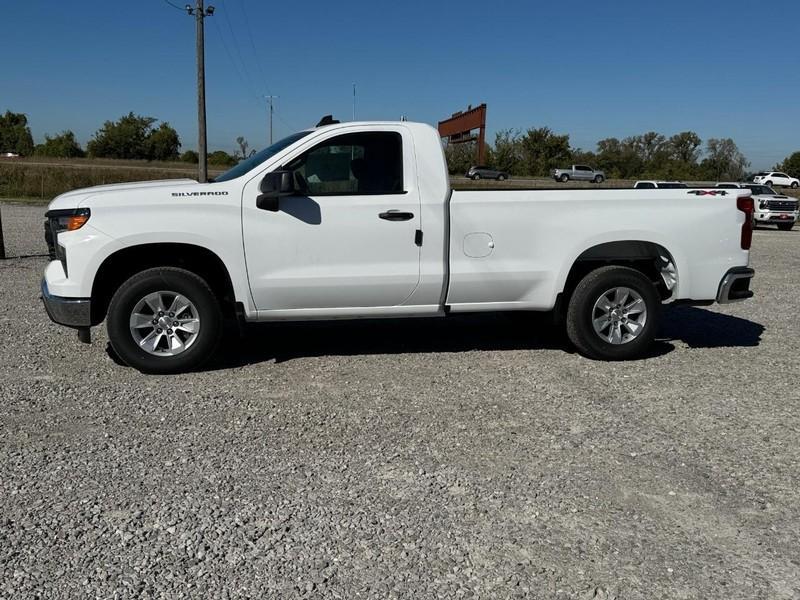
[242,129,422,312]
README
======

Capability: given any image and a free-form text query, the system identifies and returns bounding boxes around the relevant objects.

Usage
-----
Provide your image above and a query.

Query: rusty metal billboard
[437,103,487,164]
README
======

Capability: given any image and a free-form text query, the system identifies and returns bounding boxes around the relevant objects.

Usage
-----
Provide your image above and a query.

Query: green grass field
[0,158,224,202]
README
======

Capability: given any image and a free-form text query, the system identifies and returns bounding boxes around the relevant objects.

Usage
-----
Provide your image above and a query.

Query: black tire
[594,175,604,184]
[560,174,569,183]
[792,181,799,189]
[765,180,773,187]
[777,222,794,231]
[497,174,506,181]
[107,267,223,374]
[566,266,661,361]
[473,174,481,180]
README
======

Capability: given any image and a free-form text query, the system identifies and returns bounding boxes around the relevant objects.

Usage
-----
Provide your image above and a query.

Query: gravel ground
[1,203,799,599]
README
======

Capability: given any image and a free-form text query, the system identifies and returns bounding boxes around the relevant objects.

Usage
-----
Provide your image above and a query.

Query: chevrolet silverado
[41,120,755,373]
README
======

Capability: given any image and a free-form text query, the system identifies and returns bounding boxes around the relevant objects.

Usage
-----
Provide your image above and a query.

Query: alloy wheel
[591,286,647,345]
[129,290,201,356]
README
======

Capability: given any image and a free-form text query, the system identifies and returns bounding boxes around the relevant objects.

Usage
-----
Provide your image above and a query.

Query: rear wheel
[566,266,661,360]
[107,267,223,374]
[560,174,569,183]
[777,222,794,231]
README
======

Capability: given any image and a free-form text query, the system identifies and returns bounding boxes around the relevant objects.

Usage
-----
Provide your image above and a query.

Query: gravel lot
[1,202,799,599]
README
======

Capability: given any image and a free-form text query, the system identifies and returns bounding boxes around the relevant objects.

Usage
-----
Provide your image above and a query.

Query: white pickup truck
[41,120,755,373]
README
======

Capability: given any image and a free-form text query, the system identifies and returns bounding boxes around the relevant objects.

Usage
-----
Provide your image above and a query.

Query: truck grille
[767,199,798,211]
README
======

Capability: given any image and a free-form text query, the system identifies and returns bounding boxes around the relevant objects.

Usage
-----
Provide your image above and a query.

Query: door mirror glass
[257,170,295,211]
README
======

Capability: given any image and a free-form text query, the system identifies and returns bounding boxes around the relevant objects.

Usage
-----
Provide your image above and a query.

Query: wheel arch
[90,242,237,325]
[555,240,678,317]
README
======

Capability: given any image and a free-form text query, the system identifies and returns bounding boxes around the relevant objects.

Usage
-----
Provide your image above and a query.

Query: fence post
[0,207,6,259]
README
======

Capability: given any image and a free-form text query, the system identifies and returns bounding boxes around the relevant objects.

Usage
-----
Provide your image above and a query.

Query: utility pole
[264,95,278,145]
[184,1,215,182]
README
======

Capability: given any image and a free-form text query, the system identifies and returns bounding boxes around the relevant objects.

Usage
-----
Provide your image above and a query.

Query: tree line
[3,109,800,181]
[446,126,800,182]
[0,110,244,167]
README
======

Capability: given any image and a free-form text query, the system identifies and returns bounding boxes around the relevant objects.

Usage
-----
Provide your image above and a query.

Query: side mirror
[257,170,295,211]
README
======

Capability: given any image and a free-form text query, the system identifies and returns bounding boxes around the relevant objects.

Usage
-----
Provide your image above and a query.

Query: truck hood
[752,193,796,201]
[47,178,198,210]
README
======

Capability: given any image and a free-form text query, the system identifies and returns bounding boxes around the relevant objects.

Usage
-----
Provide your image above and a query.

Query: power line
[210,14,258,100]
[217,0,260,101]
[211,1,297,138]
[237,0,272,97]
[163,0,188,11]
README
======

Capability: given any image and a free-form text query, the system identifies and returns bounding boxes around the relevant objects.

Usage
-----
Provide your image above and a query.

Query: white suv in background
[752,171,799,188]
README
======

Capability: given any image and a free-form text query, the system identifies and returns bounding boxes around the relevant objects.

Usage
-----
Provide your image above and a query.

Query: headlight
[47,207,91,233]
[44,208,90,277]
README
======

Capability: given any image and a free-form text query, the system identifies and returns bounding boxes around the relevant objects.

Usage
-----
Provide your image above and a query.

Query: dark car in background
[465,165,509,181]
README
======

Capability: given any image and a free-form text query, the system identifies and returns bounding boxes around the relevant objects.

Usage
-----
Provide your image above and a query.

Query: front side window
[284,132,403,196]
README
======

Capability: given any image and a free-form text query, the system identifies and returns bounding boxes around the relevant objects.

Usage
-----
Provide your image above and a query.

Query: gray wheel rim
[129,290,200,356]
[591,286,647,345]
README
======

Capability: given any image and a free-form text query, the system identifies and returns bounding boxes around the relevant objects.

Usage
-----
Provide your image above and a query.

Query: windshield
[213,131,312,183]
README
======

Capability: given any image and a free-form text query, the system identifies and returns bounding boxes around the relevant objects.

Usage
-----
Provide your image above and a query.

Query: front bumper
[716,267,754,304]
[754,211,797,223]
[41,279,91,328]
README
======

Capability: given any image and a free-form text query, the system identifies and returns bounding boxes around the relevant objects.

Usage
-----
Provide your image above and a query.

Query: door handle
[379,210,414,221]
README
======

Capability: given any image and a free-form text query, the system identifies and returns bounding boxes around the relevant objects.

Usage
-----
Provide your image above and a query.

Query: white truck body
[41,121,755,370]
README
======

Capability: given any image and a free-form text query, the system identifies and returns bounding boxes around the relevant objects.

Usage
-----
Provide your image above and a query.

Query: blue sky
[3,0,798,168]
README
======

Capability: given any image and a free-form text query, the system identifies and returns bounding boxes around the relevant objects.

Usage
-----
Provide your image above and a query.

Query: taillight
[737,195,753,250]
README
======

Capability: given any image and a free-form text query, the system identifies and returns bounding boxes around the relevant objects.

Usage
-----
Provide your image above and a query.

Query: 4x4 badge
[687,190,727,196]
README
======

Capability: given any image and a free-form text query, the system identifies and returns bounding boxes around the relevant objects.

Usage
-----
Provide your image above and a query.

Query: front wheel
[777,222,794,231]
[594,175,605,183]
[106,267,223,374]
[559,174,569,183]
[497,174,506,181]
[765,180,773,187]
[472,174,481,180]
[566,266,661,360]
[791,181,799,189]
